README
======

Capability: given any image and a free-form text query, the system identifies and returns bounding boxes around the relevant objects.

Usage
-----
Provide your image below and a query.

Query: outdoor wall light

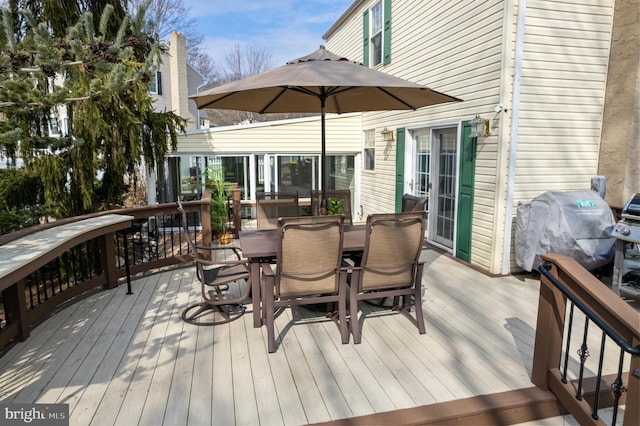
[468,115,490,138]
[380,127,394,141]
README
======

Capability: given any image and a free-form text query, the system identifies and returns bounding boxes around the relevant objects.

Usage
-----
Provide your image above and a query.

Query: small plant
[205,165,232,236]
[327,198,344,215]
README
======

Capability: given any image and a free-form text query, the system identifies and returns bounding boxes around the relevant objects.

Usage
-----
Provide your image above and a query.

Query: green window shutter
[383,0,392,65]
[362,9,369,67]
[395,127,405,212]
[456,121,476,262]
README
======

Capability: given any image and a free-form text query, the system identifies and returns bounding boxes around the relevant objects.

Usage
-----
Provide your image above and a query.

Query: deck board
[0,247,632,425]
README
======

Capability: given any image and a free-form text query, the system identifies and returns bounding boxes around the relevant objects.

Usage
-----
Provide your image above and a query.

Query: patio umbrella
[190,46,462,207]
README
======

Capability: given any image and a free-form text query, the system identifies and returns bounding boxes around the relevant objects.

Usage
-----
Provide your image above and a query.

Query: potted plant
[206,165,232,244]
[327,197,344,216]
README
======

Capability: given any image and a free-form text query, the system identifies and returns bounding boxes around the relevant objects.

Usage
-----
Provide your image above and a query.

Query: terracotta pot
[219,233,232,244]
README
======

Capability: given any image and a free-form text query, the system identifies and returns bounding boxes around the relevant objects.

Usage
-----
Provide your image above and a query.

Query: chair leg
[265,276,277,353]
[350,283,361,344]
[414,284,426,335]
[339,275,349,344]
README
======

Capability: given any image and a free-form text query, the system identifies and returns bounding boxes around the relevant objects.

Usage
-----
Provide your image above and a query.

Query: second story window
[149,71,162,95]
[363,0,391,67]
[369,1,383,67]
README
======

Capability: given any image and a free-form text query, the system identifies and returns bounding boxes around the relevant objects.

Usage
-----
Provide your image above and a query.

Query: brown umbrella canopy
[190,46,461,204]
[191,47,460,113]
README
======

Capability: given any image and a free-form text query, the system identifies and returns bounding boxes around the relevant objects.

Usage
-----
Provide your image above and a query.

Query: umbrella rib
[259,87,289,114]
[198,91,240,109]
[376,87,421,110]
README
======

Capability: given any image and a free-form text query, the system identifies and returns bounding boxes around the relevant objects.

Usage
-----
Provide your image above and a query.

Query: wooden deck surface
[0,244,631,425]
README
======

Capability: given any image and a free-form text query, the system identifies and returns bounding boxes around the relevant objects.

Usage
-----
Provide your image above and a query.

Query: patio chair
[349,211,427,344]
[177,202,251,326]
[402,193,428,212]
[262,215,349,352]
[256,191,300,229]
[311,189,353,225]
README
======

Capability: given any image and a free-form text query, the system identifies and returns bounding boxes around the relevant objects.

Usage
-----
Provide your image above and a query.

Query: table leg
[250,260,262,327]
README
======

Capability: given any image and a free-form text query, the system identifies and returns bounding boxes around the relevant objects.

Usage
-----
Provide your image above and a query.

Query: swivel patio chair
[402,193,428,213]
[177,202,251,326]
[349,211,427,344]
[262,215,349,352]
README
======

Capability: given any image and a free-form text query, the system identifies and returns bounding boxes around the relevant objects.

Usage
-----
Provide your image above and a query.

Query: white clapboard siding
[176,113,362,155]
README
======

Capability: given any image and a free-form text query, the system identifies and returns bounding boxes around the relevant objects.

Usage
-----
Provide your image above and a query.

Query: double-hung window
[369,2,383,67]
[363,0,391,67]
[363,129,375,171]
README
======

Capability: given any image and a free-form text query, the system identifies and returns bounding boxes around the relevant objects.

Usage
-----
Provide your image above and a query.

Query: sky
[182,0,355,68]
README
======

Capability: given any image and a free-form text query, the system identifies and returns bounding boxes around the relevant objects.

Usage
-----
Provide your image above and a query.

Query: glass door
[430,127,458,248]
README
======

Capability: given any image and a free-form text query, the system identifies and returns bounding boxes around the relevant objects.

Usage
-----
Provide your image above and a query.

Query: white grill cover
[515,191,616,272]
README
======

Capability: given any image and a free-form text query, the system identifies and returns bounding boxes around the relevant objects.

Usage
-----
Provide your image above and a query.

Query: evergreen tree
[0,4,185,219]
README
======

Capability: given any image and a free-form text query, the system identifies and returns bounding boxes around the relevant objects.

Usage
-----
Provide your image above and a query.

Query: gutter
[501,0,527,275]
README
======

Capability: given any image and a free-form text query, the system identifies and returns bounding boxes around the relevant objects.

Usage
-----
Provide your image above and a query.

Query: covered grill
[611,193,640,299]
[515,190,616,272]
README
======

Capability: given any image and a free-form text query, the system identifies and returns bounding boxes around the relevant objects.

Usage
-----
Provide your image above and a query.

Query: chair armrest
[194,257,248,268]
[192,245,243,259]
[262,263,276,277]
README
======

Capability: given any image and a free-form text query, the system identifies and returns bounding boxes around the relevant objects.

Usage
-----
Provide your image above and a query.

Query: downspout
[196,82,207,129]
[501,0,527,275]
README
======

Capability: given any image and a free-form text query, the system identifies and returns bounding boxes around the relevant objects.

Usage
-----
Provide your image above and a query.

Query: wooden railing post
[531,262,566,389]
[101,232,119,289]
[232,188,242,237]
[4,279,30,341]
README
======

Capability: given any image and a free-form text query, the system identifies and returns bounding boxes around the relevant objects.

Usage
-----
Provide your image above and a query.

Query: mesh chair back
[359,211,426,291]
[402,193,428,212]
[256,191,299,229]
[276,215,344,297]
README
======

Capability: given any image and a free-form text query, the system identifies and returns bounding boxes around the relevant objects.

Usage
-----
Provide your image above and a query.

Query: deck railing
[0,198,213,353]
[533,253,639,425]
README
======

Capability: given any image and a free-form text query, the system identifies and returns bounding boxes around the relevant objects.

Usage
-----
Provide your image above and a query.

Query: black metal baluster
[610,349,626,425]
[121,230,132,295]
[562,303,575,384]
[35,269,43,304]
[27,275,35,308]
[162,215,168,259]
[591,331,607,420]
[48,260,55,298]
[70,247,79,287]
[56,257,63,293]
[575,318,590,400]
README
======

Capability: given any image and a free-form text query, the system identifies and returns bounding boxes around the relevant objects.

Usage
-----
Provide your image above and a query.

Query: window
[48,117,60,136]
[369,1,383,67]
[364,129,375,171]
[363,0,391,67]
[149,71,162,95]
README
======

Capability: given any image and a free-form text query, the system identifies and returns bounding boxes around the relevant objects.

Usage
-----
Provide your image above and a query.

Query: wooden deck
[0,245,630,425]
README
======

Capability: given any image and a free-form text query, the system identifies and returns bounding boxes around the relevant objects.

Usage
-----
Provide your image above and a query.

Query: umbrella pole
[320,98,327,215]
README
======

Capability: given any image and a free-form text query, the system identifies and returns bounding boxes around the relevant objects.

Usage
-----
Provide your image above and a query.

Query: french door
[407,127,458,249]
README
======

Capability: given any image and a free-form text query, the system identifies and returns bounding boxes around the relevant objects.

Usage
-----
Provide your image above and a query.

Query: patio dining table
[239,224,366,327]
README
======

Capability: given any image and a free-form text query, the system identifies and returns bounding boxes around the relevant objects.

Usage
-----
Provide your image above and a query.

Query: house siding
[175,114,362,155]
[325,0,614,274]
[507,0,614,271]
